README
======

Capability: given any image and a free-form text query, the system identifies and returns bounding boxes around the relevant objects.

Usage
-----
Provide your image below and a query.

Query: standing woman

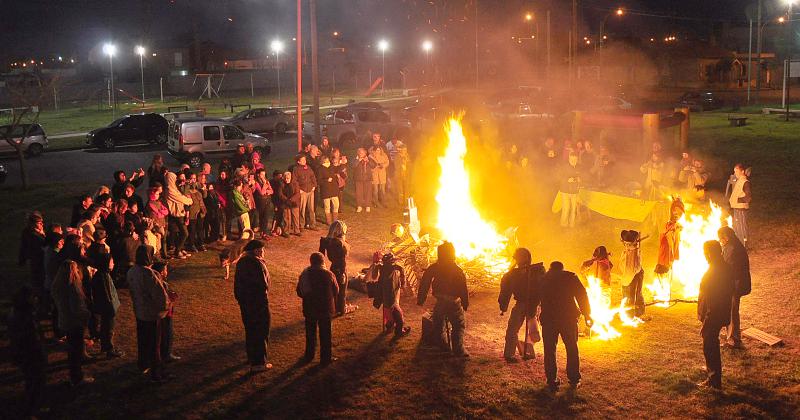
[215,170,232,241]
[330,148,348,216]
[147,154,166,188]
[319,220,353,316]
[51,260,94,385]
[728,164,752,248]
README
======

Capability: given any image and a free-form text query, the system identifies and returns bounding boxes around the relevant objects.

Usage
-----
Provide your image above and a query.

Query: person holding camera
[536,261,592,392]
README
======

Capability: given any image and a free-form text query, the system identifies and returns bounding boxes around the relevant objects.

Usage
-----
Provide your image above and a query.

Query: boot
[325,213,333,225]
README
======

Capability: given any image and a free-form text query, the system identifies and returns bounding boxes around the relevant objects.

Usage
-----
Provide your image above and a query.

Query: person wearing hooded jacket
[296,252,339,364]
[499,248,545,361]
[234,240,273,372]
[375,253,411,337]
[127,245,169,382]
[718,226,751,348]
[165,171,193,259]
[417,242,470,357]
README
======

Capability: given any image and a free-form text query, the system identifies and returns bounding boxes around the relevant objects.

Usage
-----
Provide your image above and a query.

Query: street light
[599,8,624,50]
[378,39,389,96]
[135,45,146,103]
[103,43,117,118]
[271,39,284,104]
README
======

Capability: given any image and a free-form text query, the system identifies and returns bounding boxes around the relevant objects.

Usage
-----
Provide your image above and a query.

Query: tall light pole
[599,8,624,50]
[271,39,284,105]
[378,39,389,96]
[422,40,433,86]
[135,45,146,103]
[785,0,795,121]
[103,43,117,119]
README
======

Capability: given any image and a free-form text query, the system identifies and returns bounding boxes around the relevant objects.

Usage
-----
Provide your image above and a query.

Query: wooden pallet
[742,327,783,347]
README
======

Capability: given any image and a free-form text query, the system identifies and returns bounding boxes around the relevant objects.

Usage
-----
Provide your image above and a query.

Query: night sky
[0,0,773,62]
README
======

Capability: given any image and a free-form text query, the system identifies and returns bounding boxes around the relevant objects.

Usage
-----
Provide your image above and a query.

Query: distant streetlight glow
[779,16,786,23]
[378,39,389,96]
[102,43,116,57]
[332,31,339,36]
[422,40,433,52]
[525,12,533,21]
[616,8,624,16]
[135,46,146,102]
[271,40,284,104]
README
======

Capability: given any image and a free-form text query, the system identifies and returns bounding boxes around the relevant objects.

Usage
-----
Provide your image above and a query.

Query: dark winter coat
[317,165,340,199]
[353,157,376,183]
[18,227,45,269]
[377,263,404,309]
[279,180,301,208]
[498,262,545,315]
[722,241,751,297]
[558,163,582,194]
[418,261,469,310]
[536,268,591,325]
[698,259,735,327]
[296,265,339,319]
[7,307,46,368]
[234,254,270,312]
[112,234,140,270]
[292,164,318,193]
[91,255,120,317]
[319,237,348,273]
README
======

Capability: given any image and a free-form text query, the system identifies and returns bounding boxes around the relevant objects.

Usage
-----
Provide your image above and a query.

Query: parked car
[676,92,722,112]
[227,107,294,134]
[167,118,271,168]
[342,101,384,110]
[302,108,412,146]
[593,95,633,112]
[86,113,168,149]
[491,102,554,120]
[0,123,48,157]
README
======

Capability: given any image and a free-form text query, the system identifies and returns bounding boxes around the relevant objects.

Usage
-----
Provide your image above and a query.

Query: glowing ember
[434,118,508,271]
[647,201,731,305]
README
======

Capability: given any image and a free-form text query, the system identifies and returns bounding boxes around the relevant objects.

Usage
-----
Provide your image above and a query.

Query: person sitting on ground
[417,242,470,357]
[297,252,339,365]
[375,253,411,337]
[499,248,545,362]
[536,261,592,392]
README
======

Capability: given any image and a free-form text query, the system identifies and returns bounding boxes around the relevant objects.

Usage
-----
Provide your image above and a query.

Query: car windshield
[108,117,126,127]
[234,110,251,119]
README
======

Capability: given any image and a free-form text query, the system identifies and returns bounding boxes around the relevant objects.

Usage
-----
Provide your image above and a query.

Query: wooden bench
[167,105,190,113]
[229,104,252,113]
[727,116,748,127]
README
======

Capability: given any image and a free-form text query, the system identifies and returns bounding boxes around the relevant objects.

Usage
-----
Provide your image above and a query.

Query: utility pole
[785,0,793,121]
[296,0,303,152]
[755,0,763,104]
[546,10,551,78]
[310,0,321,143]
[475,0,479,89]
[747,19,753,104]
[571,0,578,88]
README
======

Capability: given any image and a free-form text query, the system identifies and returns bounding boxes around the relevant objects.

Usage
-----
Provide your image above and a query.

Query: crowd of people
[8,130,413,416]
[8,126,754,417]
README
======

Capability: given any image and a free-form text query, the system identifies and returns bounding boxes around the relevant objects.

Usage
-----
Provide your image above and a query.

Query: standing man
[165,171,193,259]
[697,240,735,390]
[296,252,339,365]
[558,153,581,228]
[717,227,751,349]
[292,154,318,231]
[234,240,273,372]
[537,261,592,392]
[728,164,751,247]
[417,242,470,357]
[127,245,169,382]
[498,248,545,361]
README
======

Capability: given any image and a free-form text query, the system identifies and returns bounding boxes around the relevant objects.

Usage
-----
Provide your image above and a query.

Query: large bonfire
[648,201,732,306]
[433,117,510,276]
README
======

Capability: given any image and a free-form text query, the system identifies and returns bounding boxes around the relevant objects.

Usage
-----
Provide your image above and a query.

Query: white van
[167,118,270,168]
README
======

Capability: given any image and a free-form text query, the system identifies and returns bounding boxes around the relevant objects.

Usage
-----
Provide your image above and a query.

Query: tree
[1,72,56,190]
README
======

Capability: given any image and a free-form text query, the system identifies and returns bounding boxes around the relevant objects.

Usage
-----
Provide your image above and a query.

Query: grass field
[0,111,798,419]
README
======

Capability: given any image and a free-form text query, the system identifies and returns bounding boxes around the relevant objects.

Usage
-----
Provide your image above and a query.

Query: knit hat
[243,239,265,252]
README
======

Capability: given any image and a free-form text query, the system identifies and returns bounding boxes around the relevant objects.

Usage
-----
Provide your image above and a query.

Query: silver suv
[167,118,270,168]
[0,123,48,157]
[303,108,411,146]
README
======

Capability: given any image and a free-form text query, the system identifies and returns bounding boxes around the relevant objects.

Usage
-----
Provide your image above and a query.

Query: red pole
[296,0,303,152]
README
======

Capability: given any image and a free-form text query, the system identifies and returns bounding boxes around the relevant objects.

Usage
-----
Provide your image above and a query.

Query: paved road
[0,133,300,187]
